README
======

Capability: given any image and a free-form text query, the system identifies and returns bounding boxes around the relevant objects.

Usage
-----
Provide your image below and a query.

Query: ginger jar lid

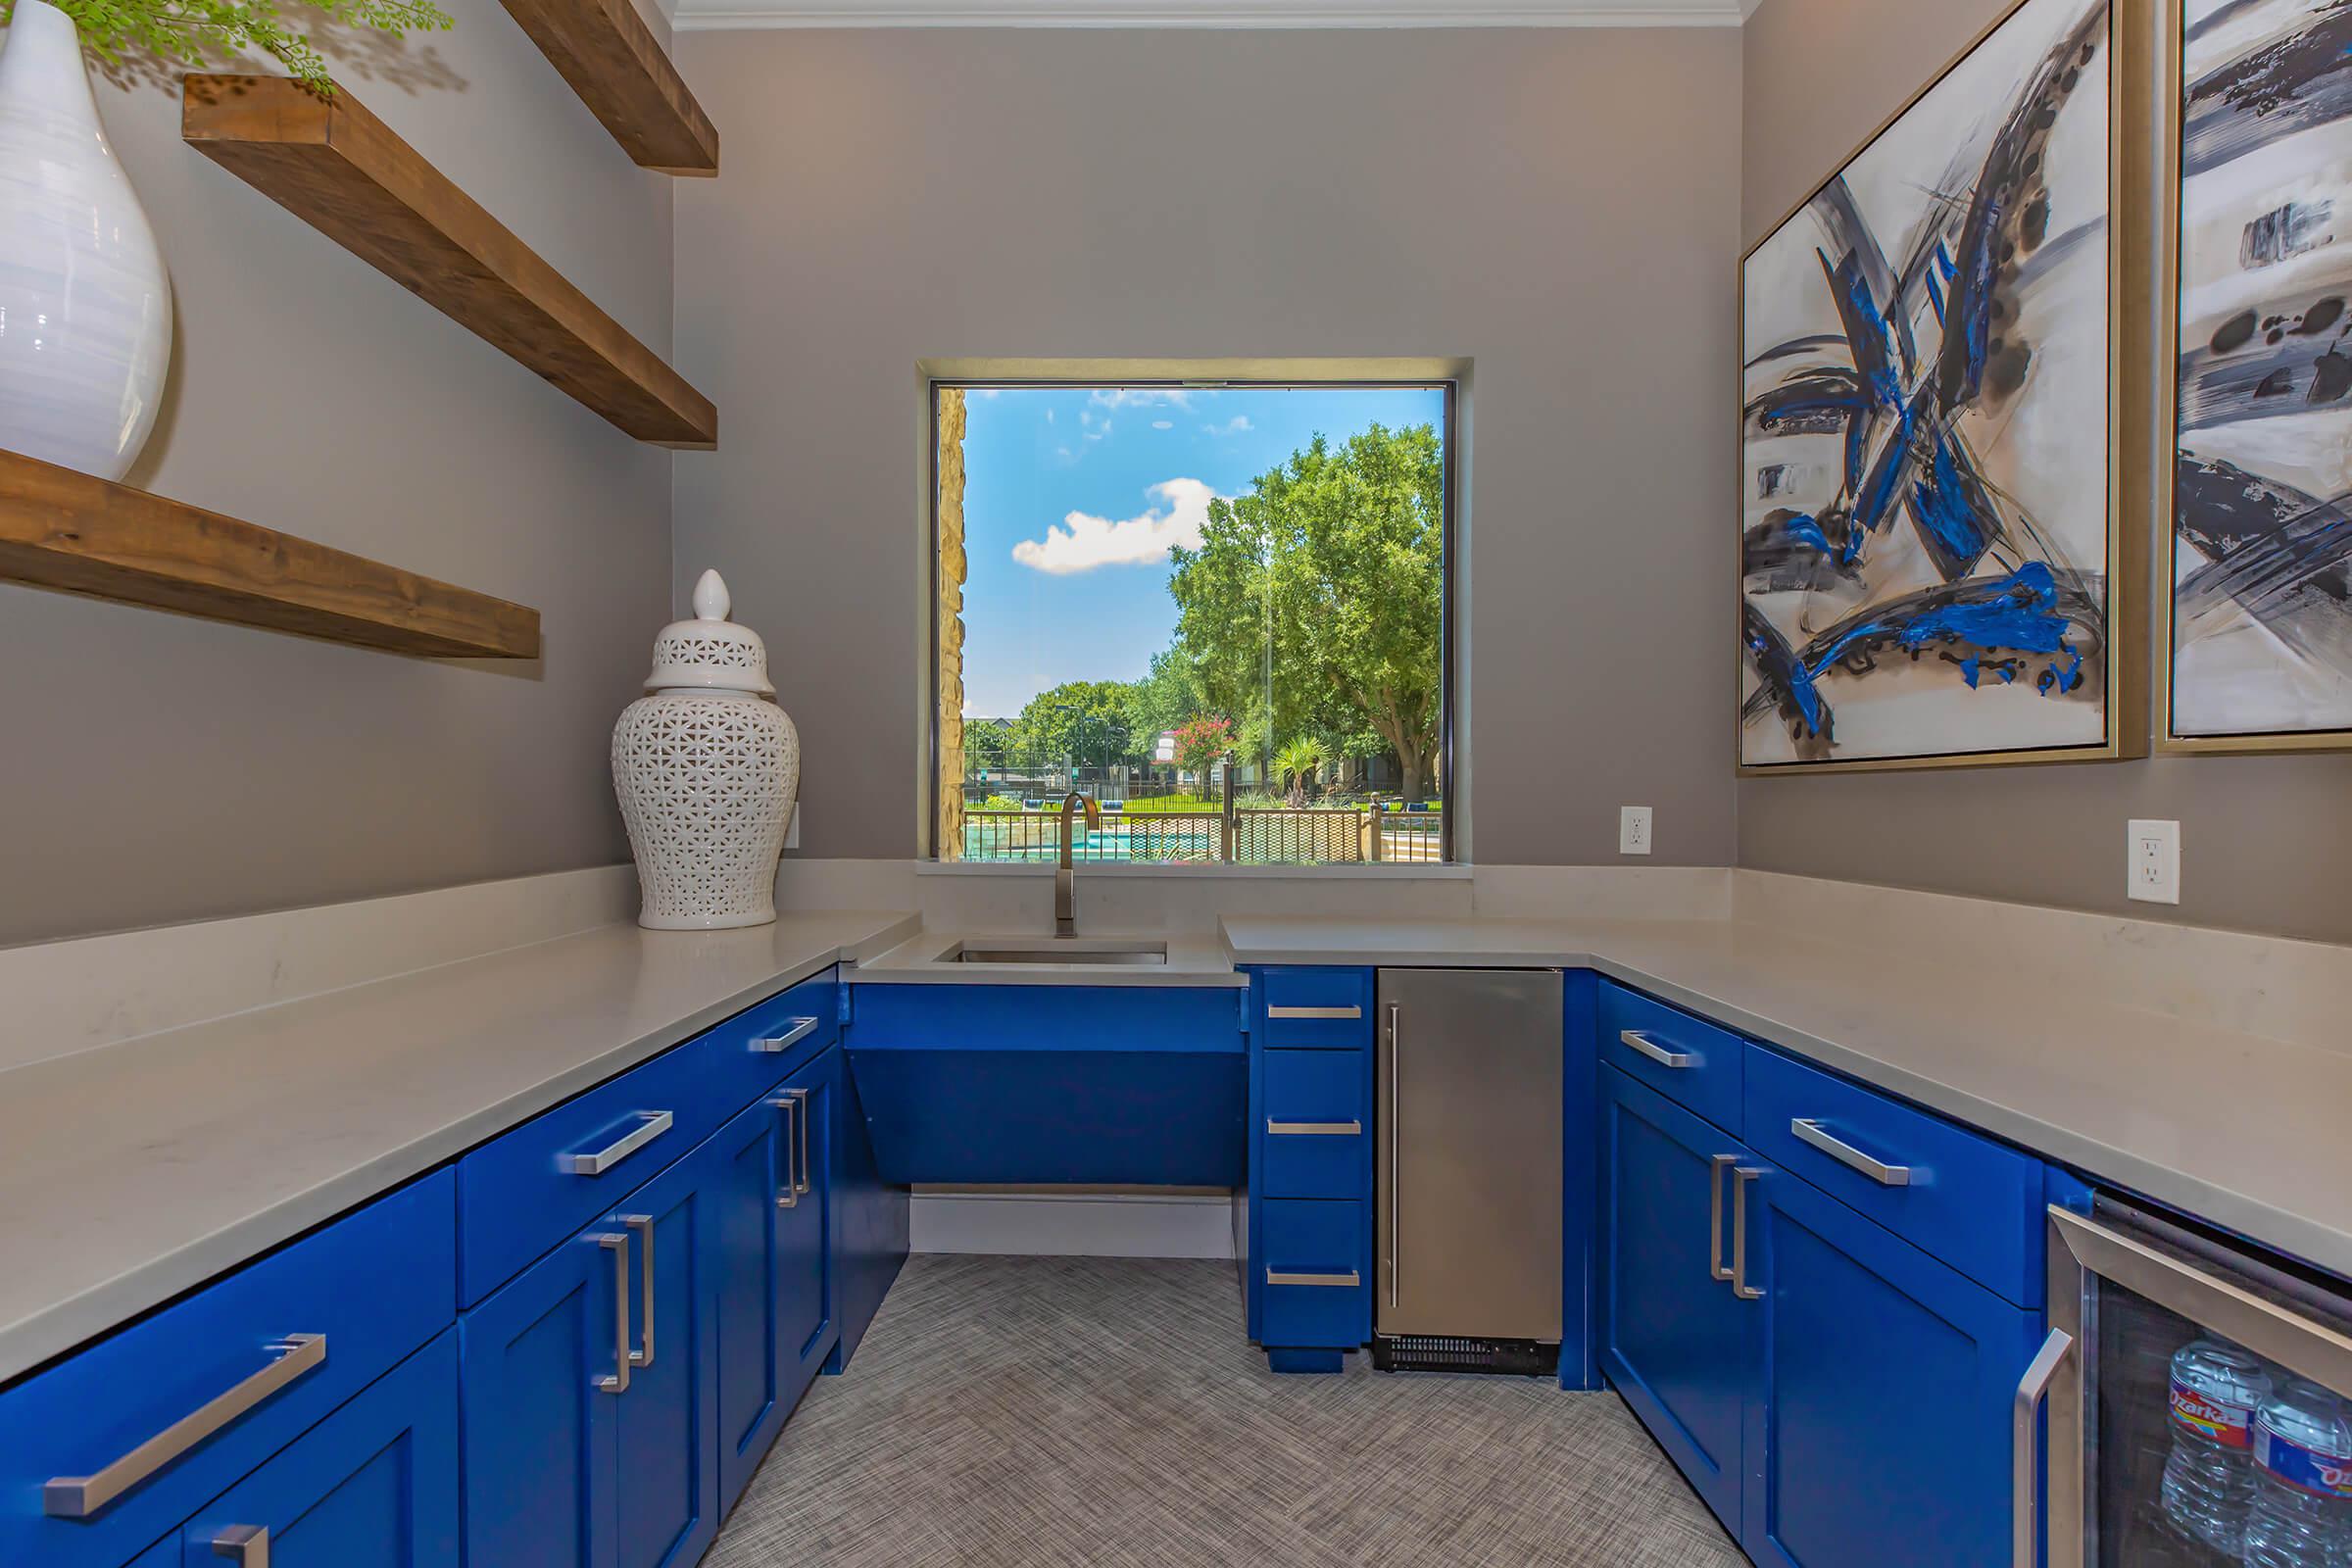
[645,569,775,695]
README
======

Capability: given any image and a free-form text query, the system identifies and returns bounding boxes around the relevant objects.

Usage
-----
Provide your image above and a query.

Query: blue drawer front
[846,986,1247,1186]
[458,1037,724,1304]
[0,1171,456,1568]
[177,1329,461,1568]
[699,968,840,1120]
[1743,1045,2043,1307]
[1598,982,1744,1135]
[1257,1199,1369,1347]
[1257,968,1374,1049]
[1259,1049,1370,1200]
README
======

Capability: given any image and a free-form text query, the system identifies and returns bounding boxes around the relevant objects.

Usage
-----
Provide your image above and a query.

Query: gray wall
[1740,0,2352,944]
[0,0,675,947]
[672,26,1743,871]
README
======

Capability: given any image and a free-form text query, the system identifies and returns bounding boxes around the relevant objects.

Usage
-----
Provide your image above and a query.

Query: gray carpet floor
[707,1253,1745,1567]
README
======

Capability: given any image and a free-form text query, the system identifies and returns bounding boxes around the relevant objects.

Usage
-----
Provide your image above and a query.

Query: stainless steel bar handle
[788,1088,811,1195]
[1621,1030,1698,1069]
[1388,1001,1402,1309]
[1790,1118,1914,1187]
[44,1333,328,1518]
[1266,1269,1362,1288]
[619,1214,656,1370]
[591,1233,630,1395]
[754,1017,820,1054]
[1268,1004,1362,1020]
[1732,1167,1764,1300]
[1266,1119,1363,1136]
[213,1525,270,1566]
[560,1110,672,1176]
[765,1096,799,1209]
[1709,1154,1738,1283]
[2012,1328,2076,1568]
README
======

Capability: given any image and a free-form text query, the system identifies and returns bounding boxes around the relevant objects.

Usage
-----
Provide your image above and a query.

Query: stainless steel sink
[941,940,1169,966]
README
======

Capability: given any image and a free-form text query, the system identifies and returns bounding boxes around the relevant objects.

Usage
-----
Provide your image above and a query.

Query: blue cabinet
[1598,1067,1754,1536]
[610,1150,720,1568]
[710,1094,791,1512]
[1740,1164,2039,1568]
[459,1217,622,1568]
[775,1048,841,1398]
[459,1141,723,1568]
[176,1331,461,1568]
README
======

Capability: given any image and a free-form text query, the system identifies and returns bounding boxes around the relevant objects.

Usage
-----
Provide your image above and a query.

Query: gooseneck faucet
[1055,791,1102,938]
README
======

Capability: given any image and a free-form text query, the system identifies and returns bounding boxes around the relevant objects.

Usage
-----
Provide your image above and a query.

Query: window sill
[918,860,1472,880]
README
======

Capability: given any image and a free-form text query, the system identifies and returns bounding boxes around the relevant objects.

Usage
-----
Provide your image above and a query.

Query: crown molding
[670,0,1745,28]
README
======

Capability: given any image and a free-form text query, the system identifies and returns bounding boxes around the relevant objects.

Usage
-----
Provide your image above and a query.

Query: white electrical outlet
[785,804,801,851]
[2128,818,2179,905]
[1620,806,1653,857]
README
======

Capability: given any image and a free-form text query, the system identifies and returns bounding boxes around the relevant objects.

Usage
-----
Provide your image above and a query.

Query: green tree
[963,718,1013,774]
[1122,649,1208,749]
[1168,423,1445,801]
[1274,739,1321,808]
[1010,680,1139,774]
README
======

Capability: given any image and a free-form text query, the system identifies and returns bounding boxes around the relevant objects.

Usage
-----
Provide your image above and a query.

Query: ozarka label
[2173,1379,2257,1448]
[2256,1417,2352,1498]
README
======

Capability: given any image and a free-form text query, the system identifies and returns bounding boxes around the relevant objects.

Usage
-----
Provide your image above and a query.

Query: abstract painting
[1740,0,2121,770]
[2169,0,2352,751]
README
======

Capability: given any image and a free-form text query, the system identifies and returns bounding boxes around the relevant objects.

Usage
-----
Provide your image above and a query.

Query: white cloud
[1204,415,1252,436]
[1046,408,1056,423]
[1011,478,1219,575]
[1090,389,1194,411]
[1152,419,1174,430]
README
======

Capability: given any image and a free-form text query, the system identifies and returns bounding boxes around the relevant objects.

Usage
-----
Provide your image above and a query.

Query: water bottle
[2244,1378,2352,1568]
[2161,1337,2272,1553]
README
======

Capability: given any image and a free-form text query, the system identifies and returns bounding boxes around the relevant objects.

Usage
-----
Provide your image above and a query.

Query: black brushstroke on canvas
[1740,1,2112,760]
[2182,3,2352,177]
[2179,282,2352,430]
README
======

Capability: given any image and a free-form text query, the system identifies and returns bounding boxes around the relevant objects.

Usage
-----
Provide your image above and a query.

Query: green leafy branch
[11,0,454,92]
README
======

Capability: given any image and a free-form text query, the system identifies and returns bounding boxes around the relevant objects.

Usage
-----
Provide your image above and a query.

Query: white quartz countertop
[1222,914,2352,1283]
[0,909,919,1387]
[852,927,1244,985]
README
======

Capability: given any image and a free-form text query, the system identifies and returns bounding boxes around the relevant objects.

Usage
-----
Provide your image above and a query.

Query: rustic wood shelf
[499,0,718,175]
[0,449,542,659]
[182,74,717,449]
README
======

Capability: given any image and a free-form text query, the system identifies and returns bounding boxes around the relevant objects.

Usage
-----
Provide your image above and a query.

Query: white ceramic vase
[0,0,172,481]
[612,570,801,931]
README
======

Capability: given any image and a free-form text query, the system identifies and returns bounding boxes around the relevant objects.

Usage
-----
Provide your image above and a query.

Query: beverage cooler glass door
[2038,1200,2352,1568]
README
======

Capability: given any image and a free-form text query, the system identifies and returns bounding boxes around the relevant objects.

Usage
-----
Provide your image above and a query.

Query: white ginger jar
[612,569,800,930]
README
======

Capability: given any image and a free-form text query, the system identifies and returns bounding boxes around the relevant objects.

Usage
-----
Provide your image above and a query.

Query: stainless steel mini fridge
[1373,967,1563,1374]
[2032,1197,2352,1567]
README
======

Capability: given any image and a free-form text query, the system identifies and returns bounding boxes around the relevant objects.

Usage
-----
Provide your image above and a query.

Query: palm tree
[1274,739,1321,808]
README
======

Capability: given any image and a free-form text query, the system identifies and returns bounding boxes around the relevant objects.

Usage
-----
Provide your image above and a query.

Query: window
[932,380,1453,866]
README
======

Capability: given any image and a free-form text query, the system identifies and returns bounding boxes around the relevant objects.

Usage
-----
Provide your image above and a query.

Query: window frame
[926,375,1458,867]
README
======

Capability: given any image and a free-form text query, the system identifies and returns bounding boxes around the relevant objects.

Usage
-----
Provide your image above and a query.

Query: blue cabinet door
[610,1150,720,1568]
[1598,1067,1755,1537]
[710,1094,792,1513]
[460,1225,621,1568]
[776,1048,841,1397]
[1740,1165,2041,1568]
[178,1331,460,1568]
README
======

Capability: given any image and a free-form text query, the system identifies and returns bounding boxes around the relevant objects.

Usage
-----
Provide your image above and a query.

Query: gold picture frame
[1735,0,2153,777]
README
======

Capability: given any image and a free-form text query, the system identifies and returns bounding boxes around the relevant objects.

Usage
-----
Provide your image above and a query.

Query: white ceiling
[669,0,1751,31]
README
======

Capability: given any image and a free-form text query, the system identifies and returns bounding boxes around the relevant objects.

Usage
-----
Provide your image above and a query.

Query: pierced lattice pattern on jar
[612,695,799,929]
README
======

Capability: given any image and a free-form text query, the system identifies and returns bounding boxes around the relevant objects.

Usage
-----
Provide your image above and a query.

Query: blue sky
[956,384,1447,720]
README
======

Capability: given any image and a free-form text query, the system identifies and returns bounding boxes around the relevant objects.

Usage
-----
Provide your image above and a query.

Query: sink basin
[940,940,1169,966]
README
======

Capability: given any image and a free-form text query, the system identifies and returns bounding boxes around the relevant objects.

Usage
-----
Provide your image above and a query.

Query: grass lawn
[1119,795,1223,814]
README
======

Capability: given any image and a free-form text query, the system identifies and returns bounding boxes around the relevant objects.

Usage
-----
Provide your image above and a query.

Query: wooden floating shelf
[499,0,718,175]
[182,74,717,449]
[0,449,542,659]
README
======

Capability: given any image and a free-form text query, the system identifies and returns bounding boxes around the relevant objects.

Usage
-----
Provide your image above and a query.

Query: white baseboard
[909,1189,1238,1259]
